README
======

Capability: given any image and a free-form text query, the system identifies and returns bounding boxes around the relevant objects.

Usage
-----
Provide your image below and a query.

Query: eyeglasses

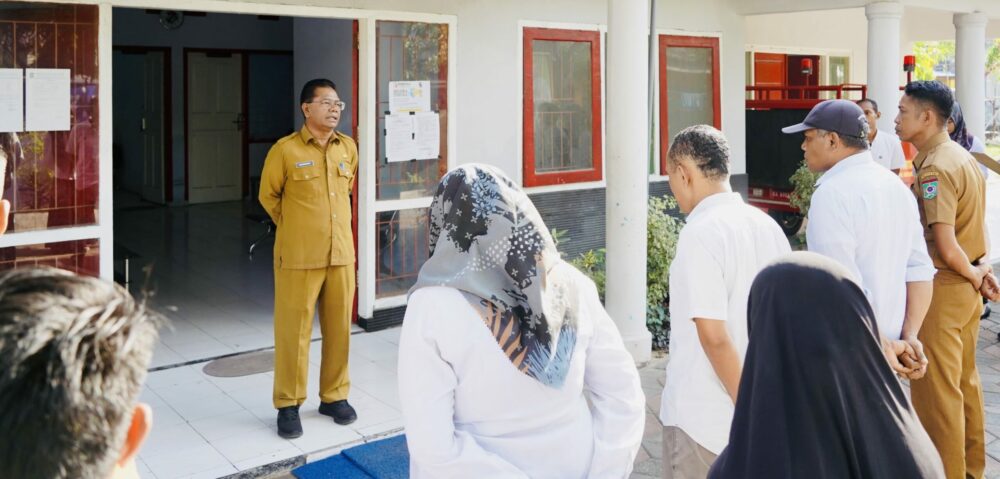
[310,98,347,111]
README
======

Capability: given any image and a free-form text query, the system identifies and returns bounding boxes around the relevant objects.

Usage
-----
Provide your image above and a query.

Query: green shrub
[788,161,821,217]
[569,196,684,350]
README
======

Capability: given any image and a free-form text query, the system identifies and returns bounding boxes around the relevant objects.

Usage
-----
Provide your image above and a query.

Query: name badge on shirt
[295,161,314,168]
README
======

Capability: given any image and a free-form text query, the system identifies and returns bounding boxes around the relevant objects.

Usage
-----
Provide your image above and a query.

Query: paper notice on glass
[25,68,71,132]
[385,113,417,163]
[412,112,440,160]
[388,81,431,113]
[0,69,23,133]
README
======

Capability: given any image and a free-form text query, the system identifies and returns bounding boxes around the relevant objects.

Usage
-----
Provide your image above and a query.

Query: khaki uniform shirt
[912,131,987,283]
[259,127,358,269]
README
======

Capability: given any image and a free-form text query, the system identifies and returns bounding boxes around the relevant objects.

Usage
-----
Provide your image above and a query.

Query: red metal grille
[0,238,99,275]
[375,208,429,298]
[522,28,602,187]
[374,21,448,201]
[0,3,100,232]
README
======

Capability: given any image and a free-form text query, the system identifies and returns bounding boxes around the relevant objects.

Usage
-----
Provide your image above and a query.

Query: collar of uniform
[815,150,872,186]
[687,191,743,221]
[913,131,950,169]
[298,126,342,146]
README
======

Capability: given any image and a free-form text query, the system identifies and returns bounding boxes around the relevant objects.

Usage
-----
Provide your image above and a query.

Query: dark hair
[0,268,160,479]
[949,102,975,150]
[667,125,730,180]
[856,98,879,113]
[903,81,954,127]
[299,78,338,106]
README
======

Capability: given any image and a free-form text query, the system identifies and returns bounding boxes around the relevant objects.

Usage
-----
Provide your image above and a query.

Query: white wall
[112,0,751,190]
[745,6,1000,114]
[745,8,868,85]
[112,8,293,201]
[283,0,747,176]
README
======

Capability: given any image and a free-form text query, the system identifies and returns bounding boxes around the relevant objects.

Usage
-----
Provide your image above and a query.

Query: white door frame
[0,0,457,321]
[362,14,458,316]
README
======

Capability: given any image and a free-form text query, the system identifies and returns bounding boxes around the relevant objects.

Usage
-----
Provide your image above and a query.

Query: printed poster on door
[388,81,431,114]
[25,68,71,132]
[385,112,440,163]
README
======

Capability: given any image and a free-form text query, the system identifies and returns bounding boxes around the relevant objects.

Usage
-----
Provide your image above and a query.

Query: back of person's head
[667,124,730,181]
[0,267,159,479]
[856,98,879,113]
[903,81,954,127]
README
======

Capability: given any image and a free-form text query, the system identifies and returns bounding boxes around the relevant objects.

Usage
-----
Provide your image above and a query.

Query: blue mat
[293,435,409,479]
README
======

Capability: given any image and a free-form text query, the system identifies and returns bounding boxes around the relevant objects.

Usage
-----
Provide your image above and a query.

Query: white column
[954,12,988,142]
[866,2,903,133]
[605,0,652,364]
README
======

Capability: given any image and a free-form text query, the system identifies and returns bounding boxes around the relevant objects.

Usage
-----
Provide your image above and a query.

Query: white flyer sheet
[0,69,23,133]
[412,112,440,160]
[25,68,71,132]
[385,113,418,162]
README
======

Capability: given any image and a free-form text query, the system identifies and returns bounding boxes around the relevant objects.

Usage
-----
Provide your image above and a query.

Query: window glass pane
[0,4,100,232]
[666,46,714,141]
[532,39,593,174]
[375,21,448,201]
[828,56,849,85]
[0,238,99,275]
[376,207,429,298]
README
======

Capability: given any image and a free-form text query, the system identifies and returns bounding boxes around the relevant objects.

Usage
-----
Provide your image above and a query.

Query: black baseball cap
[781,99,868,139]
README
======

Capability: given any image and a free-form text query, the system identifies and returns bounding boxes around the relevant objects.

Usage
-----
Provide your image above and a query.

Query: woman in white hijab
[398,164,645,478]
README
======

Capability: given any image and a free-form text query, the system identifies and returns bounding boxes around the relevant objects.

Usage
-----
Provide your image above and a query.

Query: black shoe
[319,400,357,425]
[277,406,302,438]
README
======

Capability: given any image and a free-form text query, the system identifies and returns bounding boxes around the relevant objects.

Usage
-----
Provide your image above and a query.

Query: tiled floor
[115,196,295,369]
[136,327,403,479]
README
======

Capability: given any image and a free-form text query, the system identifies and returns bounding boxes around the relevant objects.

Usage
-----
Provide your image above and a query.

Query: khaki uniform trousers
[911,277,985,479]
[272,264,355,409]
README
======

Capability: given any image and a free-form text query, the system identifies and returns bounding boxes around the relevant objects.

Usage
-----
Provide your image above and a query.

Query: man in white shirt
[660,125,791,479]
[782,99,936,379]
[858,98,906,175]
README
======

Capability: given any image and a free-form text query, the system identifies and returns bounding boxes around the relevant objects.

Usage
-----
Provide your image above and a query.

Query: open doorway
[111,8,359,368]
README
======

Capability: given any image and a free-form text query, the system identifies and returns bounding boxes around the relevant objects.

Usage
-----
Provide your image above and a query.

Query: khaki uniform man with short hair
[897,80,996,479]
[260,79,358,438]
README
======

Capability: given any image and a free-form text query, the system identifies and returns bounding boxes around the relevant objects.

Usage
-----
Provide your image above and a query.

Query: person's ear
[677,161,695,187]
[827,132,840,149]
[301,102,310,119]
[920,108,933,128]
[116,403,152,470]
[875,111,881,120]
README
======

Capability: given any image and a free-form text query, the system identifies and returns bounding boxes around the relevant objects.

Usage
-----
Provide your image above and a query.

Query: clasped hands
[882,335,927,380]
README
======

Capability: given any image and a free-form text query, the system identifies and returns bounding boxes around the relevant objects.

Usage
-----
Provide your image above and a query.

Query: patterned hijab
[409,164,578,388]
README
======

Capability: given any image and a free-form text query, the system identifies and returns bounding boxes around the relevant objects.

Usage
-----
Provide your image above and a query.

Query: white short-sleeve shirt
[869,129,907,171]
[660,192,791,454]
[806,151,936,339]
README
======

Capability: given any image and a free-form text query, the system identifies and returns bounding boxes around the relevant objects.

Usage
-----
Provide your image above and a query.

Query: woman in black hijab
[708,252,944,479]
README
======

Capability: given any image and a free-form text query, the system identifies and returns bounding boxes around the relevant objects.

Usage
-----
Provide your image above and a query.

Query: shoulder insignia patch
[920,175,939,200]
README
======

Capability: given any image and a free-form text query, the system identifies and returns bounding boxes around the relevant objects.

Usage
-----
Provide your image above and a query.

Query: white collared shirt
[399,263,645,479]
[869,129,906,171]
[660,192,791,454]
[807,151,935,339]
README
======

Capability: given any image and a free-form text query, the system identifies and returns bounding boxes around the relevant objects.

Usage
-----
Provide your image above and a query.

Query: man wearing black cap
[782,99,935,378]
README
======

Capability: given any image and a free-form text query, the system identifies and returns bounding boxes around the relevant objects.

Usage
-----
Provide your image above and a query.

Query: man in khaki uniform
[260,79,359,438]
[895,80,1000,479]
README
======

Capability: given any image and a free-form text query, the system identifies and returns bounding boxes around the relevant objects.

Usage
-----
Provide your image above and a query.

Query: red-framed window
[659,35,721,175]
[522,27,602,187]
